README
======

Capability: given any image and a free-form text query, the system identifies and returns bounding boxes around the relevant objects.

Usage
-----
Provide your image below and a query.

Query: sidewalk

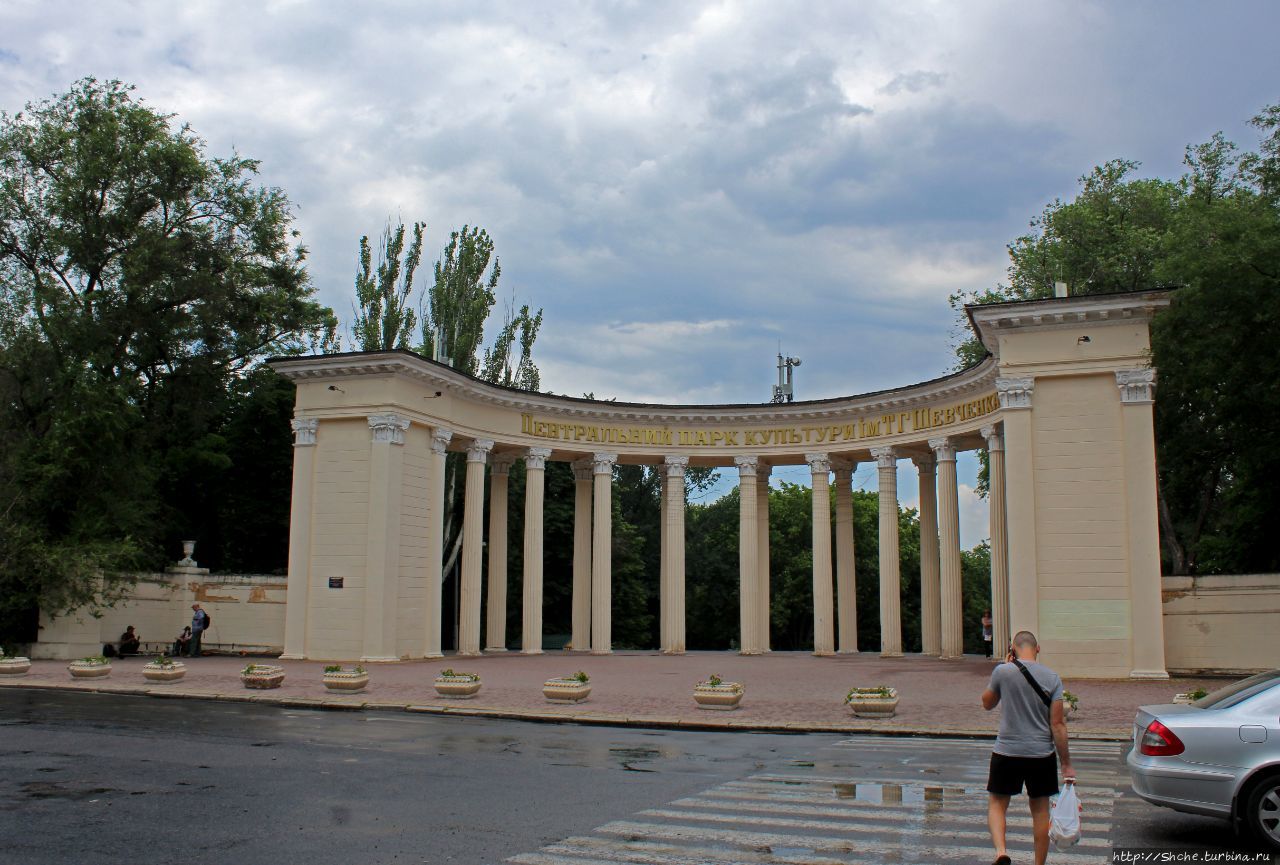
[1,651,1222,740]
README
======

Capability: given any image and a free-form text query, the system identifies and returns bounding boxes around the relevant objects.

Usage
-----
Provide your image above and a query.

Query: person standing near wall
[189,604,209,658]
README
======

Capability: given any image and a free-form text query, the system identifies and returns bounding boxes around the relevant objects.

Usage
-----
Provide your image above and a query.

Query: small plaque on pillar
[328,577,344,589]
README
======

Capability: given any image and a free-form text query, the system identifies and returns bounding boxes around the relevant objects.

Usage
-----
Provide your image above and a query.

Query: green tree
[0,79,335,641]
[351,220,424,351]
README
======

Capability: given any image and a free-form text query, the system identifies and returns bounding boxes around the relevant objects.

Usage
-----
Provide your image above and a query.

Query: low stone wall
[1162,574,1280,675]
[31,572,287,660]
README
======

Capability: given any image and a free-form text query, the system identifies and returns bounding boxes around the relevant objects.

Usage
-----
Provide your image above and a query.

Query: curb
[0,680,1131,742]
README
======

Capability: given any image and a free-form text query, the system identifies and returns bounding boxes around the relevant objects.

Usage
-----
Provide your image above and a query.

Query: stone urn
[845,687,899,718]
[543,676,591,703]
[693,680,744,711]
[240,664,285,690]
[323,667,370,693]
[68,658,112,679]
[142,659,187,683]
[0,654,32,677]
[433,672,481,699]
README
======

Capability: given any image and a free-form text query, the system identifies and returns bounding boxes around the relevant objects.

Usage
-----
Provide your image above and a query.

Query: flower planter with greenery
[68,656,112,679]
[1063,690,1079,718]
[845,686,899,718]
[0,647,31,677]
[142,655,186,683]
[240,663,285,690]
[433,669,481,699]
[1173,688,1208,705]
[322,665,369,693]
[693,673,744,710]
[543,671,591,703]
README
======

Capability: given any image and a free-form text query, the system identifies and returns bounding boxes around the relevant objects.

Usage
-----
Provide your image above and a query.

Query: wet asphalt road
[0,689,1269,864]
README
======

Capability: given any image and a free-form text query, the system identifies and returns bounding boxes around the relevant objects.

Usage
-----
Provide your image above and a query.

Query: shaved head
[1012,630,1038,649]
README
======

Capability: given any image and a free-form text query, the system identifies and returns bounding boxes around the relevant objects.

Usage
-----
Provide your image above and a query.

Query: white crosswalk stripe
[507,737,1130,865]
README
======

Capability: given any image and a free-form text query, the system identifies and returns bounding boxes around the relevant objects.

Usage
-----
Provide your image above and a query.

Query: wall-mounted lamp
[327,384,345,393]
[1076,336,1091,344]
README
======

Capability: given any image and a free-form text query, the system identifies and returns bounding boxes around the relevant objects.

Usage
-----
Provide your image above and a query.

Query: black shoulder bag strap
[1011,658,1053,710]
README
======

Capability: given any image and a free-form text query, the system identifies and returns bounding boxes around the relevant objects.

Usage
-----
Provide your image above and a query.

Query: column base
[1129,668,1170,680]
[939,653,965,661]
[589,649,612,655]
[423,652,443,659]
[836,649,859,655]
[880,650,904,658]
[455,650,483,658]
[521,649,544,656]
[484,647,508,653]
[661,649,685,656]
[359,655,402,663]
[921,651,941,658]
[739,649,765,656]
[278,653,307,660]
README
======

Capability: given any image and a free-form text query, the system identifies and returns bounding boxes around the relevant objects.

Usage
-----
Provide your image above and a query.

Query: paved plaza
[3,651,1223,737]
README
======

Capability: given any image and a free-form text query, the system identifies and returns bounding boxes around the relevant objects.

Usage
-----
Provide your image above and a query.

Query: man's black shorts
[987,752,1059,798]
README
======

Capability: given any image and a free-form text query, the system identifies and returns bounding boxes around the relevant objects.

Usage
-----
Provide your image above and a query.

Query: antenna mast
[771,349,802,403]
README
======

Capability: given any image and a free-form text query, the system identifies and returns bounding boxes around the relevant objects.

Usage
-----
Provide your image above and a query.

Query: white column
[998,377,1039,638]
[457,438,493,656]
[570,460,593,651]
[590,452,616,654]
[914,454,941,657]
[832,459,858,654]
[735,455,760,654]
[282,418,317,659]
[1117,370,1169,679]
[362,413,410,662]
[807,452,836,656]
[659,469,670,651]
[663,456,688,654]
[521,447,551,655]
[871,446,903,657]
[931,436,964,659]
[757,464,772,652]
[982,424,1010,660]
[485,455,514,652]
[423,427,452,658]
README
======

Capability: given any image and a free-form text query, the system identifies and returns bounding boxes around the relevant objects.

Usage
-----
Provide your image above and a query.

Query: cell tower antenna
[771,348,801,403]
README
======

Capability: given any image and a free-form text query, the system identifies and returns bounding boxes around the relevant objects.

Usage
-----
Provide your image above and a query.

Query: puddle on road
[21,781,118,800]
[610,746,660,772]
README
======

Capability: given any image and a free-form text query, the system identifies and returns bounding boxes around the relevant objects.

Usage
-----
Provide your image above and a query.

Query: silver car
[1128,669,1280,850]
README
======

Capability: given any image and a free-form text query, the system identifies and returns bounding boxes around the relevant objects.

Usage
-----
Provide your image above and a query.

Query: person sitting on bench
[118,625,141,656]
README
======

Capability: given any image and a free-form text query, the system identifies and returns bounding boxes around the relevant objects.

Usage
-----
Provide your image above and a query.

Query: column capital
[291,417,318,447]
[369,413,410,445]
[928,437,957,462]
[592,452,617,475]
[571,459,594,482]
[466,439,495,463]
[664,455,689,478]
[525,447,552,471]
[735,455,759,476]
[1116,368,1156,404]
[911,453,936,473]
[429,427,453,455]
[996,376,1034,410]
[830,457,856,476]
[805,453,831,474]
[870,446,897,469]
[980,424,1004,453]
[490,453,517,475]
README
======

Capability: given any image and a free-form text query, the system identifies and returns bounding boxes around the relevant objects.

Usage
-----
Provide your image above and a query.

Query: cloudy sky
[3,1,1276,546]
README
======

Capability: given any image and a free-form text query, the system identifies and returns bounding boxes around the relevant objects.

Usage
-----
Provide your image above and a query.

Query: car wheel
[1246,772,1280,851]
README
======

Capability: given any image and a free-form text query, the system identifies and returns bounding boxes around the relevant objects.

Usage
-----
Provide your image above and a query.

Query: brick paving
[2,651,1225,738]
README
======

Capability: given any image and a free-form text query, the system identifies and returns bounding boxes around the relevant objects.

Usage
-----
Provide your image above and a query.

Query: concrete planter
[241,664,285,690]
[433,675,481,699]
[0,656,32,677]
[142,661,187,683]
[323,670,370,693]
[846,687,899,718]
[543,678,591,703]
[68,660,112,679]
[693,682,744,711]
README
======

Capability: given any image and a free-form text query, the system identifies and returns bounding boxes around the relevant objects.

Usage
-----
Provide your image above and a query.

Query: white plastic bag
[1049,781,1082,850]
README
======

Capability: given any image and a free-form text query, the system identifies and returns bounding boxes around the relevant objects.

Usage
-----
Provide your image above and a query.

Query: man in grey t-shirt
[981,630,1074,865]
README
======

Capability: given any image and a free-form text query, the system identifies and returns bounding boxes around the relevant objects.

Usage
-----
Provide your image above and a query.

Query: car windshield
[1193,670,1280,710]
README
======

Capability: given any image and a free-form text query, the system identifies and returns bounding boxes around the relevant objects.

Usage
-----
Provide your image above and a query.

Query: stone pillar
[807,453,836,656]
[423,427,452,658]
[521,447,551,655]
[914,454,941,657]
[571,460,593,652]
[832,459,858,654]
[997,377,1038,637]
[663,456,689,654]
[457,438,493,656]
[362,413,410,662]
[590,453,616,654]
[1117,369,1169,679]
[982,424,1010,659]
[871,446,903,657]
[757,465,772,652]
[735,455,760,654]
[659,470,670,650]
[485,455,515,652]
[282,418,318,659]
[931,437,964,659]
